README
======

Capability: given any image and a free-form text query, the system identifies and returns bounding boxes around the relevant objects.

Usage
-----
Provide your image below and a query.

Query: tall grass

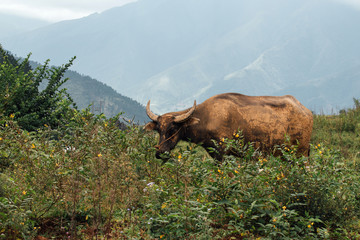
[1,104,360,239]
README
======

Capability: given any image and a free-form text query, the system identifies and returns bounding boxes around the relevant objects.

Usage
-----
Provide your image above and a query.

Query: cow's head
[144,100,200,159]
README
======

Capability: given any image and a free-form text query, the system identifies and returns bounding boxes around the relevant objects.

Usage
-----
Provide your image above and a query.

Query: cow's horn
[174,100,196,123]
[146,100,159,121]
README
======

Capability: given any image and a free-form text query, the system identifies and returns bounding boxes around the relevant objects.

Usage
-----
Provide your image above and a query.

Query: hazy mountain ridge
[63,70,148,123]
[0,14,50,39]
[27,60,148,123]
[2,0,360,114]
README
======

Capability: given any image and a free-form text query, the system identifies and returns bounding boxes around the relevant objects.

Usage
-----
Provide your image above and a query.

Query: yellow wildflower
[161,203,167,209]
[273,218,277,222]
[178,154,181,160]
[10,113,15,118]
[308,224,311,228]
[0,137,2,141]
[235,134,239,138]
[98,153,102,157]
[22,190,26,195]
[31,144,35,149]
[282,206,286,210]
[234,170,239,174]
[160,235,165,239]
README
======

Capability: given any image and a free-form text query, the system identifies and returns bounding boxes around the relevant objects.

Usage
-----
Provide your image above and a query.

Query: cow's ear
[186,117,200,126]
[144,121,157,131]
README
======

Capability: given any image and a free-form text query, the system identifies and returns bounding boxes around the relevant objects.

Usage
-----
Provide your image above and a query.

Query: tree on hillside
[0,45,76,131]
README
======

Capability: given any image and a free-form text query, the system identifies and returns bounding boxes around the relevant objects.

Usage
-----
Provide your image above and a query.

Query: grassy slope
[1,104,360,239]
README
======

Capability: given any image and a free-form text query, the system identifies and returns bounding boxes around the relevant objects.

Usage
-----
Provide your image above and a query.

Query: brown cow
[144,93,313,160]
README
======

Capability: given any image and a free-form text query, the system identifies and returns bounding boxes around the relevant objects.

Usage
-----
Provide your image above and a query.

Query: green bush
[1,112,360,239]
[0,46,76,131]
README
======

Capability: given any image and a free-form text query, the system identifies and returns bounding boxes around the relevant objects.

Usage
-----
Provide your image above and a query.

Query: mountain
[27,59,148,123]
[0,13,50,39]
[2,0,360,114]
[62,70,148,123]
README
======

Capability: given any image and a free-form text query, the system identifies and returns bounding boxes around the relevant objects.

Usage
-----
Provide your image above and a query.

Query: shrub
[1,113,360,239]
[0,46,76,131]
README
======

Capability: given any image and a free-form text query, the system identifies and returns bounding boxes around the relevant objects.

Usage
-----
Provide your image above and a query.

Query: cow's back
[193,93,313,156]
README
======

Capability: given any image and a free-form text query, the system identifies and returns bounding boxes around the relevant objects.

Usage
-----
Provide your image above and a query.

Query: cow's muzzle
[155,151,170,160]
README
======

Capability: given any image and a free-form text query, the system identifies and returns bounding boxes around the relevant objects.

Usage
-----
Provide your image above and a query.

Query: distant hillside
[0,13,49,39]
[24,58,148,123]
[2,0,360,113]
[63,70,148,123]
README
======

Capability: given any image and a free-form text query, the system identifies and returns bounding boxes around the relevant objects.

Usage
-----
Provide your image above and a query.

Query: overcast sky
[0,0,137,22]
[0,0,359,23]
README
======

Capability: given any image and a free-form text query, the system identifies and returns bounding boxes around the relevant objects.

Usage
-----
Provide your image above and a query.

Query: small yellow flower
[86,215,89,220]
[235,134,239,138]
[20,222,24,225]
[10,113,15,118]
[178,154,181,159]
[31,144,35,149]
[22,190,26,195]
[34,227,37,230]
[282,206,286,210]
[44,124,48,127]
[98,153,102,157]
[234,170,239,174]
[273,218,277,222]
[0,137,2,141]
[308,224,311,228]
[160,235,165,239]
[104,123,108,127]
[161,203,167,209]
[319,151,322,154]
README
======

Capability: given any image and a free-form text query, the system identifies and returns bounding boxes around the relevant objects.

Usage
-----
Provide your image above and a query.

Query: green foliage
[1,111,360,239]
[0,46,76,131]
[1,49,359,238]
[312,98,360,162]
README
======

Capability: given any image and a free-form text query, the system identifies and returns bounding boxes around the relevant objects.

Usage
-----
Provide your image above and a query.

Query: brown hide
[145,93,313,159]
